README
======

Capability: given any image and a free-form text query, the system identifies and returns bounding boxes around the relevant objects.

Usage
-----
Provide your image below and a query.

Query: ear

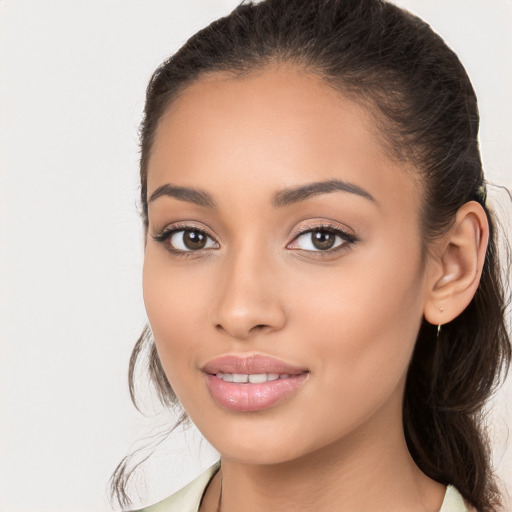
[423,201,489,326]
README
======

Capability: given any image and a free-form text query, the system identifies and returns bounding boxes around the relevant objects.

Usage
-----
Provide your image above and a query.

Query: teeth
[216,372,283,383]
[249,373,268,383]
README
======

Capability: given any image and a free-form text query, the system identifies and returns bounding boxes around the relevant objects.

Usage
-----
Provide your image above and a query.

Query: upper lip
[202,354,308,375]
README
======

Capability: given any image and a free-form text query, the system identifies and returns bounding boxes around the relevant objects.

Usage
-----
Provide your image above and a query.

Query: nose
[210,245,287,340]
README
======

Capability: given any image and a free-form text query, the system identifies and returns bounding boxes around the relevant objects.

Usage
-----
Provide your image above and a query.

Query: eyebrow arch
[271,179,375,207]
[148,179,375,209]
[149,184,217,208]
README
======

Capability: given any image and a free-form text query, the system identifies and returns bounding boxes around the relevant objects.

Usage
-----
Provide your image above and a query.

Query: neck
[201,401,445,512]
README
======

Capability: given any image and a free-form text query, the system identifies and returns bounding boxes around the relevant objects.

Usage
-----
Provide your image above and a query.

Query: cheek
[142,252,207,385]
[288,243,425,413]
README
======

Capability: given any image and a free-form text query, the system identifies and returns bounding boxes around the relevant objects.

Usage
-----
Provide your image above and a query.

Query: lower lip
[205,373,309,412]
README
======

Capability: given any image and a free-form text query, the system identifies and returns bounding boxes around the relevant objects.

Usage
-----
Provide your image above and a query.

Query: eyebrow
[271,179,375,207]
[149,184,216,208]
[148,179,375,208]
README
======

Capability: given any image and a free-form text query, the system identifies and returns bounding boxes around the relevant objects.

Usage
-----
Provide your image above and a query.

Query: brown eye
[310,230,336,250]
[288,226,356,253]
[168,229,217,251]
[180,230,207,250]
[153,226,219,254]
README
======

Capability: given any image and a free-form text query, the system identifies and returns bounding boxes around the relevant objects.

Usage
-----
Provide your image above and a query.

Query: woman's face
[143,66,431,464]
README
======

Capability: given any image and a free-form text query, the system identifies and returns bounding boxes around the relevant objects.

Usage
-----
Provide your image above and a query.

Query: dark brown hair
[111,1,511,509]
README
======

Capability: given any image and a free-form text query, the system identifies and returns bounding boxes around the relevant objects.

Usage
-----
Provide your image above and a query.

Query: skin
[143,65,486,511]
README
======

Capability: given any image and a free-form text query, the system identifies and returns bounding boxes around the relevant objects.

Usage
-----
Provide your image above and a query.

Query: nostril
[215,322,271,340]
[252,324,270,332]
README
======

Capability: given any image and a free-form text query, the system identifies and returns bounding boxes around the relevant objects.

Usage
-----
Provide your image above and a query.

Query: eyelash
[152,222,358,259]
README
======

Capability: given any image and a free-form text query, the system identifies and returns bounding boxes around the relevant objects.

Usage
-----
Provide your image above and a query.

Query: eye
[152,225,219,254]
[288,225,357,253]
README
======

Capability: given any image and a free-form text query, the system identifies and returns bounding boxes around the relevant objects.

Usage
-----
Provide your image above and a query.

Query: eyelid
[152,222,215,238]
[289,221,355,239]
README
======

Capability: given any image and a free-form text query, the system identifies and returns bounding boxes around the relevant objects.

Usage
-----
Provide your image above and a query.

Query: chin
[216,444,301,466]
[199,420,321,466]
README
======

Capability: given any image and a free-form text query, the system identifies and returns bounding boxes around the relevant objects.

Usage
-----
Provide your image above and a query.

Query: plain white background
[0,1,511,511]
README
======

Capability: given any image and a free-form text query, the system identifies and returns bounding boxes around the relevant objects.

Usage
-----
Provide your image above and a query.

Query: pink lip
[202,354,309,412]
[202,354,308,375]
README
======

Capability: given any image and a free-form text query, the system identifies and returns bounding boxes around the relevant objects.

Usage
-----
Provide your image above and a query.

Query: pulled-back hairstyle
[111,1,511,510]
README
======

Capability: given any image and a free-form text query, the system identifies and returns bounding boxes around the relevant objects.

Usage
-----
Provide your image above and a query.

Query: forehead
[147,65,420,218]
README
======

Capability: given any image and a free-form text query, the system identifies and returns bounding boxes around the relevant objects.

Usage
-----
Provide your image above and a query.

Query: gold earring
[436,307,444,338]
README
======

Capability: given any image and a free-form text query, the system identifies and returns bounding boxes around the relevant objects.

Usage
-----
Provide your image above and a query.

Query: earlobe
[423,201,489,326]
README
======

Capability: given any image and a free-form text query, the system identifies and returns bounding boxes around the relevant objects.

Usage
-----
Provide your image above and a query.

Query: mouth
[202,354,310,412]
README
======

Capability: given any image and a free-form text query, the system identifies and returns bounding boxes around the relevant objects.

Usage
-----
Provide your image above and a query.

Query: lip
[202,354,309,412]
[202,354,308,375]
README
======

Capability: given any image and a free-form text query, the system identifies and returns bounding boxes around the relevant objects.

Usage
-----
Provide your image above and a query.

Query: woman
[111,0,511,510]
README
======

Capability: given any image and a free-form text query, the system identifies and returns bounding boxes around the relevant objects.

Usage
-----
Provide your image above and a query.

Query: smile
[202,354,310,412]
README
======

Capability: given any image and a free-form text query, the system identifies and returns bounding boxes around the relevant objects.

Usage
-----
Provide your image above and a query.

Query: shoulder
[440,485,477,512]
[129,461,221,512]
